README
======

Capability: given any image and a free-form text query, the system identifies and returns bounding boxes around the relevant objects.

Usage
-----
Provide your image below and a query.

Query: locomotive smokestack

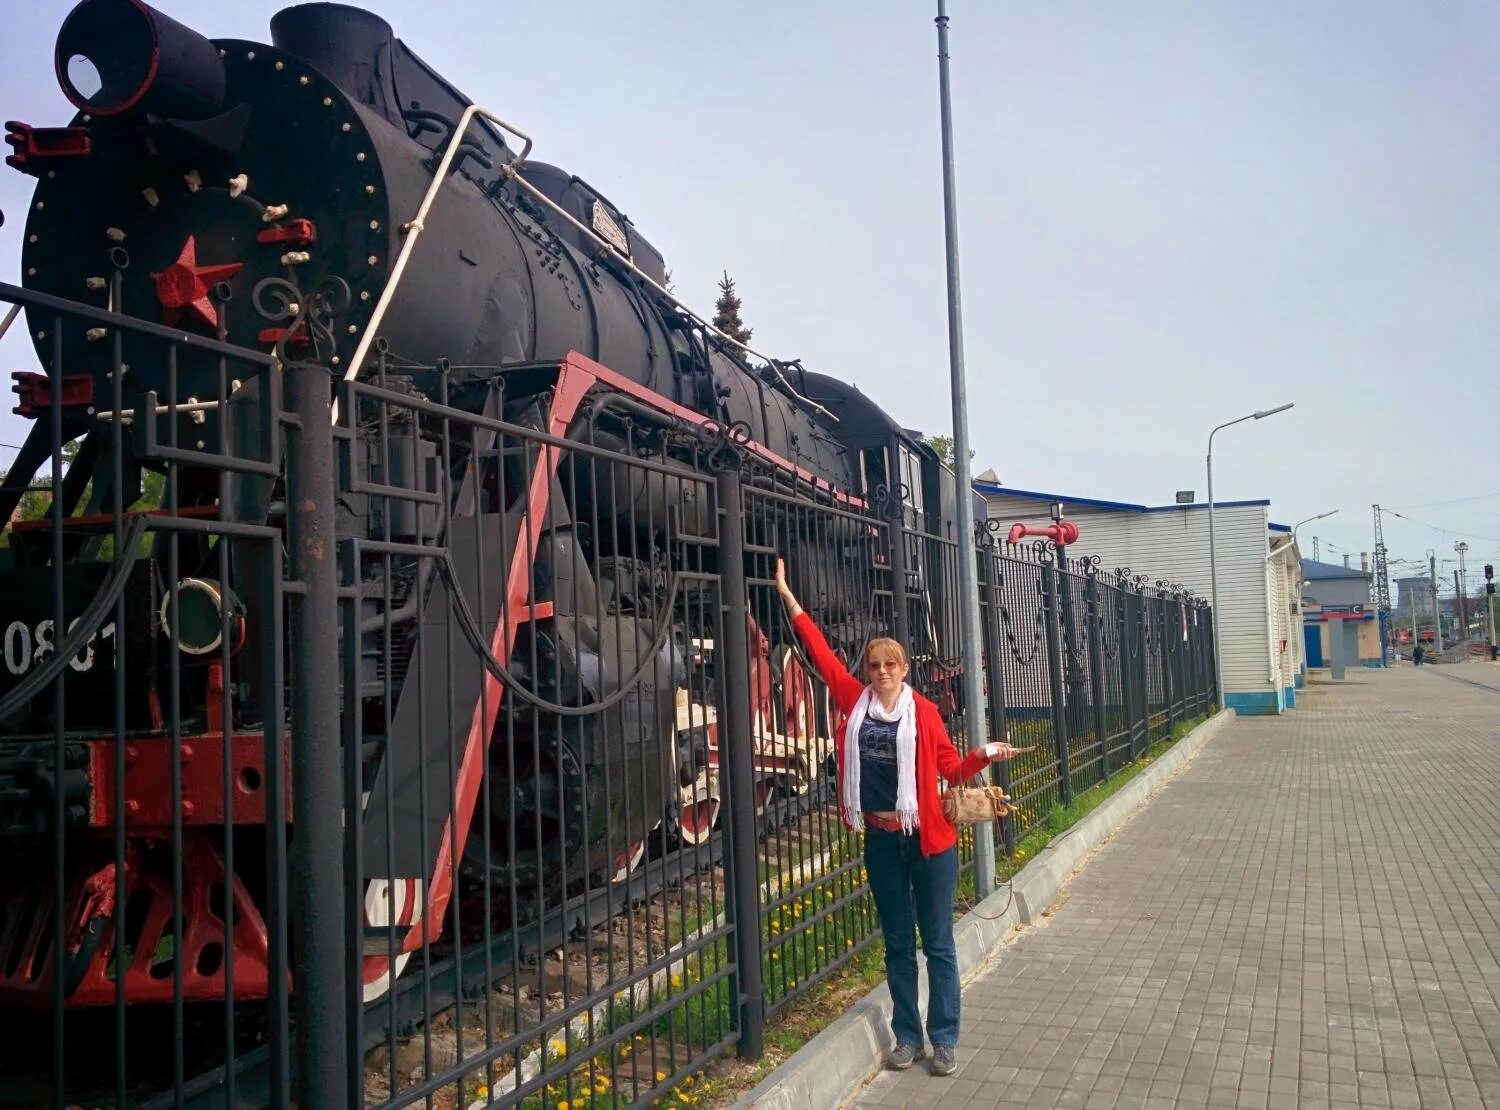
[55,0,226,120]
[270,4,398,119]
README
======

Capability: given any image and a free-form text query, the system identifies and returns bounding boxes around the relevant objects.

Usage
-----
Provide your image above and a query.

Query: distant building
[1394,575,1435,628]
[975,482,1302,715]
[1301,559,1382,667]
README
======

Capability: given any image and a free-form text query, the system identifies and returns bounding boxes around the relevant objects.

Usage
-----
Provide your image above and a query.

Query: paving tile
[852,668,1500,1110]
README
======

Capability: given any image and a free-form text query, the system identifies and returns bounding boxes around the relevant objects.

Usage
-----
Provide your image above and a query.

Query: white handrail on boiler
[340,102,835,423]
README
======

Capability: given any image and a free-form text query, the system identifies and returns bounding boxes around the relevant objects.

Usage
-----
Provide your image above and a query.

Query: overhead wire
[1383,509,1500,545]
[1389,491,1500,511]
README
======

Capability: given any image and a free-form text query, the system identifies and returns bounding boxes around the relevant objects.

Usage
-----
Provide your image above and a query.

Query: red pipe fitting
[1006,520,1080,547]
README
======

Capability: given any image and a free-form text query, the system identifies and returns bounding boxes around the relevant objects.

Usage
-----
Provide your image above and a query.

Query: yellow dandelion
[670,974,683,989]
[656,1070,667,1082]
[550,1039,567,1057]
[475,1085,489,1099]
[558,1102,570,1110]
[770,952,779,961]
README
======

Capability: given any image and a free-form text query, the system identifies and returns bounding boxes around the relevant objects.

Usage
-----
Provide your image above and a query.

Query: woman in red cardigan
[775,559,1021,1077]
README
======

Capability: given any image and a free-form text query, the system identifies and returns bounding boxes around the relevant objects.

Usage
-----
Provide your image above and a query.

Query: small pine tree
[711,271,753,347]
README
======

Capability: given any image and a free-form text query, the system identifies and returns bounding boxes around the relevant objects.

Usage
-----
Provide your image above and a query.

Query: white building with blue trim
[977,481,1304,715]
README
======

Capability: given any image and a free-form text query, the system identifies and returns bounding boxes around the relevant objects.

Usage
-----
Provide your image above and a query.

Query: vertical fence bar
[1085,572,1109,781]
[48,319,65,1110]
[284,360,349,1106]
[887,501,912,652]
[716,465,764,1059]
[1040,558,1071,806]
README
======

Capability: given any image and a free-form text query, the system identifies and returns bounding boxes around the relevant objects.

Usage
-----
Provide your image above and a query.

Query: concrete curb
[736,709,1236,1110]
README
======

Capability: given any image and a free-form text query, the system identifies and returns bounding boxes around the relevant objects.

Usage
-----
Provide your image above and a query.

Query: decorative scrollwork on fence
[252,274,351,364]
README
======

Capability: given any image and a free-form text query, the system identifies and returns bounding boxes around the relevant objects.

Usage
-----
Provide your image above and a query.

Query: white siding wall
[1266,544,1301,690]
[984,495,1276,697]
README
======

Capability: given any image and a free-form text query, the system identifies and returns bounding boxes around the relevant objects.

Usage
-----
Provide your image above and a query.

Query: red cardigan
[791,611,991,857]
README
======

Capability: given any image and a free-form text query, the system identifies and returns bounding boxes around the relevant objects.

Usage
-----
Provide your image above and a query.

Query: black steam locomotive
[0,0,968,1008]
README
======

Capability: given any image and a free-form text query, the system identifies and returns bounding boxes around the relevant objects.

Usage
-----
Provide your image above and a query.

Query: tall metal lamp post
[1292,509,1338,551]
[932,0,994,894]
[1207,403,1294,710]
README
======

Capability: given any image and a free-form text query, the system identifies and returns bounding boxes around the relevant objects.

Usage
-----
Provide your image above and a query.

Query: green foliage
[2,434,164,553]
[711,271,753,347]
[919,433,974,470]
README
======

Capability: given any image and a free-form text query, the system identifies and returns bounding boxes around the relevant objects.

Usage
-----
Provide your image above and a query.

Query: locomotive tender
[0,0,967,1008]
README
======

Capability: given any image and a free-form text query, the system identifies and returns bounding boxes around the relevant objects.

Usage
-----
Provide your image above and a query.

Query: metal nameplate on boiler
[590,200,630,256]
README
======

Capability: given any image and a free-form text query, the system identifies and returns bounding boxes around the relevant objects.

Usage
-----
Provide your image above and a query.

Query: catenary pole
[934,0,994,894]
[1430,552,1443,652]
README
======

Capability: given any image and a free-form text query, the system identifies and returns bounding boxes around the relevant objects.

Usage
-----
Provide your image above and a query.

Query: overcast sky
[1,0,1495,590]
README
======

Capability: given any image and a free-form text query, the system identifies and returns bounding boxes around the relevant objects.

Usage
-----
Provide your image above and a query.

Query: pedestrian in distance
[1412,643,1425,666]
[774,557,1023,1078]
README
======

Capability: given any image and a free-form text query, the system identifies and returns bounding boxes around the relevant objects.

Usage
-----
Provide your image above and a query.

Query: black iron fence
[0,282,1215,1108]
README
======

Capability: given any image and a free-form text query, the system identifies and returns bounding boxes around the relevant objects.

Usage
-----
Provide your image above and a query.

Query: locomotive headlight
[55,0,226,120]
[159,578,244,656]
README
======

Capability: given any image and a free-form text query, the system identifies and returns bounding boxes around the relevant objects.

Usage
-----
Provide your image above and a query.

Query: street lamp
[1292,510,1338,551]
[931,0,995,895]
[1207,402,1294,711]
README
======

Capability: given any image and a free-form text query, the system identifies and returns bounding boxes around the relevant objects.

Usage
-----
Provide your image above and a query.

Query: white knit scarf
[841,683,919,834]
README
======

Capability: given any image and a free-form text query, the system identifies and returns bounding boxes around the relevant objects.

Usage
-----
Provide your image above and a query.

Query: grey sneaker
[930,1045,957,1076]
[885,1042,926,1070]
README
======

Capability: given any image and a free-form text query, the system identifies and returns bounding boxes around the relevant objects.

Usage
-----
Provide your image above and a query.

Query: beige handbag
[941,785,1016,825]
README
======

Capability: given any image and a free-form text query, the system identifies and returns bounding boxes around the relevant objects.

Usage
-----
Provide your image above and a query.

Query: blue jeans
[864,828,960,1049]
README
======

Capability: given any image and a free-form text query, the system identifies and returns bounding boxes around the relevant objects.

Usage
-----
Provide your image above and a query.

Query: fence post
[1057,556,1085,770]
[1208,606,1218,708]
[716,465,765,1059]
[284,360,348,1107]
[1175,597,1187,718]
[1200,605,1212,711]
[1040,558,1072,806]
[978,546,1015,855]
[1175,595,1190,719]
[1115,579,1136,770]
[1134,588,1151,758]
[1084,571,1109,781]
[1164,595,1176,726]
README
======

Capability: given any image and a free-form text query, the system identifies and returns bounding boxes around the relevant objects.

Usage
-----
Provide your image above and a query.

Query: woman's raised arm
[776,558,865,712]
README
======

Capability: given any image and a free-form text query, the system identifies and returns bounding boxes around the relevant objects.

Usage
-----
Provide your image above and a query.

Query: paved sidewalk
[1426,660,1500,694]
[856,668,1500,1109]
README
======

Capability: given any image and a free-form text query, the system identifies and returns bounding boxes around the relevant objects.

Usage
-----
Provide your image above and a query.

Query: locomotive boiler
[0,0,968,1010]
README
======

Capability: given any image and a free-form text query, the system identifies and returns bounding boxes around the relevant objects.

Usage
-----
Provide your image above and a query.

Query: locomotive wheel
[608,840,647,884]
[673,796,720,846]
[360,877,422,1003]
